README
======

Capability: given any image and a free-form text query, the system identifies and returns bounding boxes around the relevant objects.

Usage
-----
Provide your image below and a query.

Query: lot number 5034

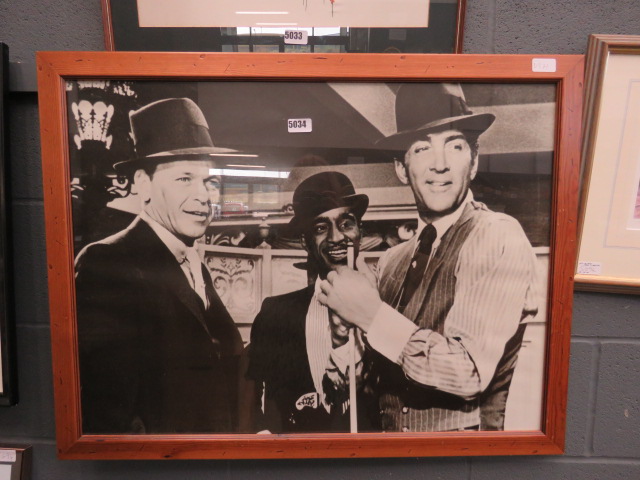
[287,118,312,133]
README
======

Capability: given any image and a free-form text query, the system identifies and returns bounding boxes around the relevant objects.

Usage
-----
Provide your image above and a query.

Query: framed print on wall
[575,35,640,293]
[37,51,582,459]
[101,0,467,54]
[0,445,32,480]
[0,42,17,407]
[576,34,640,293]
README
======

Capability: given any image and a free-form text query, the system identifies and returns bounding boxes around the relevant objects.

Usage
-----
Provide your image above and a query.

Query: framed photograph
[576,34,640,293]
[0,42,17,407]
[102,0,466,54]
[0,445,32,480]
[37,52,582,459]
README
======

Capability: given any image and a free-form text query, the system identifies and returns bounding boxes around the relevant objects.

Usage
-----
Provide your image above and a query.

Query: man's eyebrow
[312,216,330,225]
[443,133,467,143]
[338,211,357,220]
[417,133,467,144]
[313,211,357,224]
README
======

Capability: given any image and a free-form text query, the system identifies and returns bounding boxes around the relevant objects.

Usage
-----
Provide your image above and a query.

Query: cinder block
[8,96,43,199]
[0,325,55,438]
[10,203,49,326]
[573,293,640,339]
[472,457,640,479]
[28,443,233,480]
[462,0,495,53]
[0,1,103,62]
[593,342,640,457]
[565,341,595,456]
[494,0,640,54]
[229,457,469,480]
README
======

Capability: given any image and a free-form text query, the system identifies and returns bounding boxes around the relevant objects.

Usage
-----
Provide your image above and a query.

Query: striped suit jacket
[371,200,538,432]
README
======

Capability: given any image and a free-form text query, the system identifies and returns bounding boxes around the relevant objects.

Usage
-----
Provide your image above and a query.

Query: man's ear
[300,233,308,251]
[470,152,479,181]
[134,169,151,204]
[394,158,409,185]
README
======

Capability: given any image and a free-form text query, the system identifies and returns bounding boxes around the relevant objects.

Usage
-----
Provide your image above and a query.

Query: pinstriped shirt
[367,197,539,432]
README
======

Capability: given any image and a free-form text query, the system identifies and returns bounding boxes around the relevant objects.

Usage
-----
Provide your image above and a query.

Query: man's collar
[416,191,474,242]
[313,276,324,297]
[140,211,190,264]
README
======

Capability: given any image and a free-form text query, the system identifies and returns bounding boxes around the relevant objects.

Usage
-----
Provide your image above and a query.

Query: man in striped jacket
[319,83,539,432]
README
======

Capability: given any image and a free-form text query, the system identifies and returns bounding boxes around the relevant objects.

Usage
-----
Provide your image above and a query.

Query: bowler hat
[376,83,495,151]
[289,172,369,233]
[114,97,235,173]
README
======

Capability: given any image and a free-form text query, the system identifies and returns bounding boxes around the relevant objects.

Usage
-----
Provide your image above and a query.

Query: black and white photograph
[67,78,555,435]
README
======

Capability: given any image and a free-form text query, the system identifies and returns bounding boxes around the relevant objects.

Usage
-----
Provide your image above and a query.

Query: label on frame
[0,450,16,463]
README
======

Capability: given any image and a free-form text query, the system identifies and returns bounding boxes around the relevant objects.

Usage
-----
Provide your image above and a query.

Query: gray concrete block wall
[1,0,639,478]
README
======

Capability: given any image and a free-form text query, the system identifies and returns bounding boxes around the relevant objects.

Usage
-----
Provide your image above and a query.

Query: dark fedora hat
[376,83,495,151]
[114,97,235,173]
[289,171,369,233]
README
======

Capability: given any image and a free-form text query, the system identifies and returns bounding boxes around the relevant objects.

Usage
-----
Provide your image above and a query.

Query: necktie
[183,248,209,308]
[398,224,437,313]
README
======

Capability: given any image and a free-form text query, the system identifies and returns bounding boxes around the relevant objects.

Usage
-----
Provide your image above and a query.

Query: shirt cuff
[366,302,418,362]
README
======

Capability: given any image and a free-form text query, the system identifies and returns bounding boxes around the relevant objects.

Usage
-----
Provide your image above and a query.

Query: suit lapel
[130,219,209,333]
[201,263,228,339]
[299,285,320,392]
[379,239,415,309]
[299,283,317,342]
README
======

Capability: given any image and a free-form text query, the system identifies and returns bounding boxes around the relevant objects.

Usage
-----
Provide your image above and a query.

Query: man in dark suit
[75,97,243,434]
[319,84,540,432]
[246,172,375,433]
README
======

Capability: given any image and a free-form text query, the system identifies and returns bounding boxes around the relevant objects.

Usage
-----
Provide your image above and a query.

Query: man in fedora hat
[245,171,377,433]
[75,97,243,434]
[318,83,539,432]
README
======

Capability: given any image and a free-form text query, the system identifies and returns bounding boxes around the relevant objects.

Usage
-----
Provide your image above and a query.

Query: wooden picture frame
[36,52,582,459]
[0,445,32,480]
[101,0,466,54]
[575,34,640,293]
[0,42,17,407]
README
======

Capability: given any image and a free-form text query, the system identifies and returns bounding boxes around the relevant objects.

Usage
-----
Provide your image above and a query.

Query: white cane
[346,242,358,433]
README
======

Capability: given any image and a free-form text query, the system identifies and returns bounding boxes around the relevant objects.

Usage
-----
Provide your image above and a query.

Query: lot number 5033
[284,30,308,44]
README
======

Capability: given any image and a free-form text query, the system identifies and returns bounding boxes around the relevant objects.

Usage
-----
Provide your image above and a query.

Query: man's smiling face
[304,206,361,279]
[395,128,477,223]
[140,159,220,245]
